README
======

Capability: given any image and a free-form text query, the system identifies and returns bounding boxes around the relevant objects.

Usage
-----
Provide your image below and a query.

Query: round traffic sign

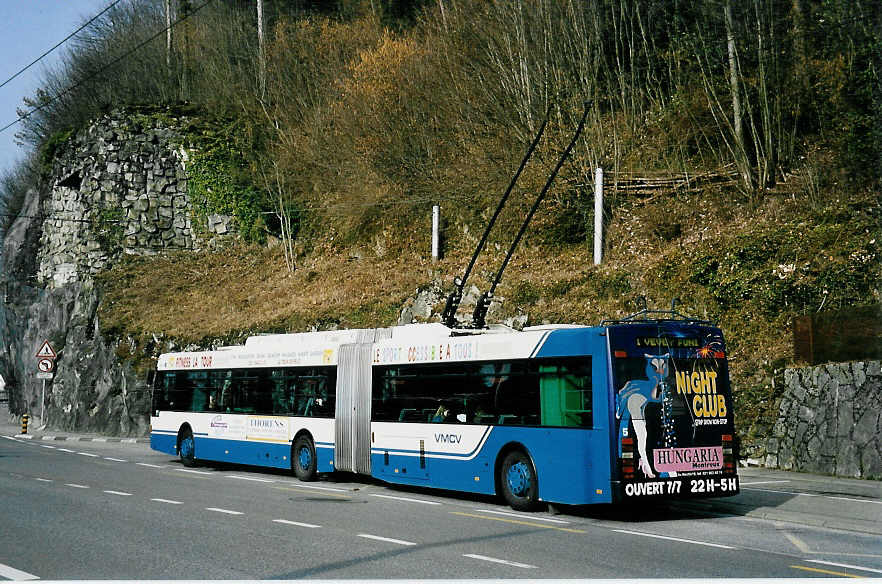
[37,358,54,373]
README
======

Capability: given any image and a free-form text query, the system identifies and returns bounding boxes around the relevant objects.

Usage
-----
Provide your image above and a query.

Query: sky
[0,0,113,175]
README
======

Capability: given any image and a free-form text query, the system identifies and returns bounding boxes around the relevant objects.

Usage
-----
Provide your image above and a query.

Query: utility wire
[0,0,124,92]
[0,0,216,136]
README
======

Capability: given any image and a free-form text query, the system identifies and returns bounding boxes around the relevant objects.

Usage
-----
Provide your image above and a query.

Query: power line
[0,0,216,137]
[0,0,125,92]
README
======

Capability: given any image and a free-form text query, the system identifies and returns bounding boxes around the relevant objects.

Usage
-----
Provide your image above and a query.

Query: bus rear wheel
[179,428,197,467]
[292,435,317,482]
[499,450,540,511]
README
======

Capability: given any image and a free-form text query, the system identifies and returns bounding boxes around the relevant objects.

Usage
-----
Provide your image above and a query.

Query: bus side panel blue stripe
[534,328,596,358]
[371,426,612,505]
[151,434,335,472]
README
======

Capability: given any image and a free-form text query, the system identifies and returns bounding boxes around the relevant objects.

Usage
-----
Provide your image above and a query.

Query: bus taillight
[722,434,736,471]
[621,437,635,479]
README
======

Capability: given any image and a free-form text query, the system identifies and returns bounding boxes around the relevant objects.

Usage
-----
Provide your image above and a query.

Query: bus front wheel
[292,435,317,482]
[499,450,540,511]
[179,428,197,467]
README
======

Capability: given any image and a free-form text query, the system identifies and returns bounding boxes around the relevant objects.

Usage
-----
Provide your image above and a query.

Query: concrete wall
[765,361,881,479]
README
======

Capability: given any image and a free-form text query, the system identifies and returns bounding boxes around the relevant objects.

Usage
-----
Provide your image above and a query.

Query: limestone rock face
[0,108,235,435]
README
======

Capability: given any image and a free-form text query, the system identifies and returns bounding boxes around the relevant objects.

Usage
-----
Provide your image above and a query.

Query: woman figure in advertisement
[616,354,670,478]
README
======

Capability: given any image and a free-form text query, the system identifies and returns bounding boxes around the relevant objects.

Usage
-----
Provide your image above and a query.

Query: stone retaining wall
[36,110,233,287]
[765,361,881,479]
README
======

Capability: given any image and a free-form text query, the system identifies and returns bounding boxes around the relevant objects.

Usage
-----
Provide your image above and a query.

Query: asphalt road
[1,431,881,581]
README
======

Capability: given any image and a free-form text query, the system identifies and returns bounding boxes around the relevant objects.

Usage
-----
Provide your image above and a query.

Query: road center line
[791,565,860,578]
[104,490,133,496]
[272,485,351,499]
[612,529,735,549]
[808,560,882,575]
[77,452,99,457]
[273,519,321,529]
[103,457,127,462]
[463,554,536,569]
[57,448,76,453]
[826,495,882,505]
[451,511,585,534]
[0,562,39,581]
[150,498,183,505]
[357,534,417,546]
[371,494,442,505]
[739,480,790,486]
[41,445,56,449]
[136,462,164,468]
[35,478,53,482]
[206,507,244,515]
[65,483,89,489]
[226,474,275,483]
[473,508,570,524]
[743,487,819,497]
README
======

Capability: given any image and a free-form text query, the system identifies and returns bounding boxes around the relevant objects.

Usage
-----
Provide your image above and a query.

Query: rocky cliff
[0,108,234,434]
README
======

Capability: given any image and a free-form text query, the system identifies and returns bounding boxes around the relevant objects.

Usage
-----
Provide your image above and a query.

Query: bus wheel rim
[181,436,194,458]
[507,461,531,497]
[298,446,312,469]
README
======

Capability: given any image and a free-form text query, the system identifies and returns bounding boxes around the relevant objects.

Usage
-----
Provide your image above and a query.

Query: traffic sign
[36,372,54,380]
[36,340,57,359]
[37,358,54,373]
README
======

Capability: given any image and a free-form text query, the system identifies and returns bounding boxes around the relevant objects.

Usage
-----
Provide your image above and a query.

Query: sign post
[35,340,57,427]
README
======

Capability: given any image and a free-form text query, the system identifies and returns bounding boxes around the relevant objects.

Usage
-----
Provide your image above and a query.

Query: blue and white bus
[151,316,739,509]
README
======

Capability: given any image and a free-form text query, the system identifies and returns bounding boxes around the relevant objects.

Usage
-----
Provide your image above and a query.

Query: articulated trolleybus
[151,311,739,510]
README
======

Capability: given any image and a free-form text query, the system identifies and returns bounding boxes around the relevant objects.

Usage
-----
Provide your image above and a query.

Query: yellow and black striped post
[21,414,29,434]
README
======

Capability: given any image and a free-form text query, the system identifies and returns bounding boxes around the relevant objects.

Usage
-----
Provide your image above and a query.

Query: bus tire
[499,449,540,511]
[179,428,197,467]
[292,435,317,482]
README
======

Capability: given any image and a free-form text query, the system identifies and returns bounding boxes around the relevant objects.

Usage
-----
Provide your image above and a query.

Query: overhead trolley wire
[0,0,216,136]
[0,0,125,92]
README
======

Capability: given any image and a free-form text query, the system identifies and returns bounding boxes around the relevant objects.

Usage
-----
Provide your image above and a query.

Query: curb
[8,433,149,444]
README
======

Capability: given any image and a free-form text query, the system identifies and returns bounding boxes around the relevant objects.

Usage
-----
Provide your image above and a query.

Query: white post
[593,167,604,265]
[431,205,440,261]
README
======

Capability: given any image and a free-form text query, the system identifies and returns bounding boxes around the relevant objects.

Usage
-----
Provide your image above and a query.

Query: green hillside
[2,0,880,448]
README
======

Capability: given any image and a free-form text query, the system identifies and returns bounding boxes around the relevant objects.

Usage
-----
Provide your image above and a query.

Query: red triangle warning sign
[36,340,57,359]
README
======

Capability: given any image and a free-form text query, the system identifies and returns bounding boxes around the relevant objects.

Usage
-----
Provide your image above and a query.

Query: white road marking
[40,445,56,449]
[740,480,791,485]
[826,495,882,505]
[136,462,164,468]
[473,508,570,524]
[57,448,76,453]
[77,452,99,457]
[357,534,417,546]
[65,483,89,489]
[613,529,736,549]
[278,482,346,493]
[371,494,442,505]
[103,457,127,462]
[0,561,39,581]
[1,436,16,441]
[463,554,537,569]
[35,478,53,483]
[807,560,882,575]
[226,475,275,483]
[103,490,133,496]
[177,468,212,475]
[273,519,321,529]
[92,438,108,442]
[150,498,183,505]
[743,487,819,497]
[744,487,881,505]
[206,507,243,515]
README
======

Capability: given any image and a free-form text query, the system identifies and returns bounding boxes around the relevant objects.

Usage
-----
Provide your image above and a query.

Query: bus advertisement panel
[609,323,739,500]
